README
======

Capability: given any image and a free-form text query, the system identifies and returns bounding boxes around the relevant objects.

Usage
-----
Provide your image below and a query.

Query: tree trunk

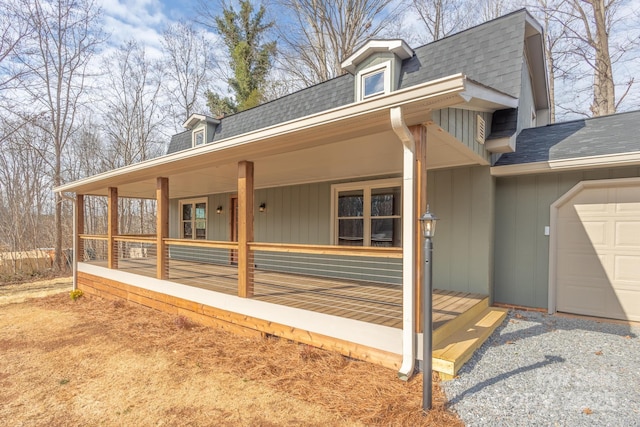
[588,0,615,116]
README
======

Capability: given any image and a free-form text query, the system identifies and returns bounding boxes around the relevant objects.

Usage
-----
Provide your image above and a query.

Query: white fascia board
[182,113,220,129]
[55,73,469,195]
[341,40,414,74]
[491,151,640,177]
[485,135,516,153]
[459,81,519,110]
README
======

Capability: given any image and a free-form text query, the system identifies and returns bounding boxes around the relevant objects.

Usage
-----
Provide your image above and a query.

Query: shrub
[69,289,83,301]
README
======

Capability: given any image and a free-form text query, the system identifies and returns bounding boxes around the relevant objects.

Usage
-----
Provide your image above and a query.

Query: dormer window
[363,68,386,98]
[341,40,413,102]
[193,129,204,147]
[358,62,391,100]
[182,114,220,150]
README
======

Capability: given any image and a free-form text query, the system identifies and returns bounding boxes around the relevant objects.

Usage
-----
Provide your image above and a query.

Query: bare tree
[277,0,406,87]
[0,0,31,92]
[412,0,474,42]
[528,0,572,123]
[100,41,165,235]
[548,0,637,117]
[479,0,521,21]
[17,0,105,269]
[161,21,214,125]
[0,0,33,145]
[101,40,166,168]
[0,121,53,256]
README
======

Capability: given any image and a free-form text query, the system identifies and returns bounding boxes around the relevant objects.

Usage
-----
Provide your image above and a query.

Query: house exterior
[55,9,640,379]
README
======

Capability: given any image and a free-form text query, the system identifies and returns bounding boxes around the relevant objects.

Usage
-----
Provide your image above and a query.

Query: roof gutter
[491,151,640,177]
[54,74,474,195]
[390,106,416,381]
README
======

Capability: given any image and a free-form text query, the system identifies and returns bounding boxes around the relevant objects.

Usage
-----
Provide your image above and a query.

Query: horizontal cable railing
[165,239,239,295]
[79,235,108,263]
[248,243,403,327]
[114,236,158,276]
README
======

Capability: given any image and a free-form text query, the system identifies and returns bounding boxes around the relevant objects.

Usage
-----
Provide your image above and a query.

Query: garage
[552,178,640,322]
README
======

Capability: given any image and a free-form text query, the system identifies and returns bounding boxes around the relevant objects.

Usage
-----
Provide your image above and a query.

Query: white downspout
[59,192,78,291]
[390,107,416,381]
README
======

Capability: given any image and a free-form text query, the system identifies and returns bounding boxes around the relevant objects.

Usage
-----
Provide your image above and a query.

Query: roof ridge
[411,8,528,52]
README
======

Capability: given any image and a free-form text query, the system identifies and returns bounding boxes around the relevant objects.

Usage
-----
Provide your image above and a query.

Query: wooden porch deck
[89,257,486,331]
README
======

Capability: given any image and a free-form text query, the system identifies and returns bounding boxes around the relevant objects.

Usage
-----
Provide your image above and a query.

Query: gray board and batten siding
[432,109,493,164]
[168,181,403,286]
[493,166,640,309]
[428,165,495,297]
[493,110,640,309]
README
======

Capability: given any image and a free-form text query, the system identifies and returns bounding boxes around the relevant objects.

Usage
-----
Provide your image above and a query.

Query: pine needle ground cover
[0,280,461,426]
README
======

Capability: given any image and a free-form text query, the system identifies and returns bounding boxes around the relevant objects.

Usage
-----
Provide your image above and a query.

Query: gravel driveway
[442,310,640,426]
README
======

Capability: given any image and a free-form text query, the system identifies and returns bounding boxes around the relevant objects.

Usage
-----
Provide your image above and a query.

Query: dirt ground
[0,279,462,426]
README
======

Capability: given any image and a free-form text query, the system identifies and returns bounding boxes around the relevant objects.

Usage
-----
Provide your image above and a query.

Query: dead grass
[0,287,462,426]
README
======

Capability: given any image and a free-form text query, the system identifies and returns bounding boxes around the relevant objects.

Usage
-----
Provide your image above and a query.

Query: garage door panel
[558,220,607,248]
[556,180,640,322]
[557,252,609,279]
[558,283,610,317]
[614,255,640,282]
[612,289,640,322]
[615,222,640,246]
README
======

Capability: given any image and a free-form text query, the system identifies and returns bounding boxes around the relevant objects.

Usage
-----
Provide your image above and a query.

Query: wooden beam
[156,177,169,279]
[237,161,254,298]
[411,125,427,332]
[76,194,84,263]
[107,187,118,269]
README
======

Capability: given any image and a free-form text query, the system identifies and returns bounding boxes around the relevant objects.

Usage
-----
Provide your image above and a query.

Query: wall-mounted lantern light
[216,205,223,214]
[259,203,266,213]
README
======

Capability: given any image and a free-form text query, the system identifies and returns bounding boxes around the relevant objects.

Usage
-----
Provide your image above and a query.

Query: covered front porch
[58,75,510,378]
[79,245,486,330]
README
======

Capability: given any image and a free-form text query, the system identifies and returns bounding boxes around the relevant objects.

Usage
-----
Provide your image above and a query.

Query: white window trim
[330,178,402,246]
[193,128,205,147]
[356,61,392,101]
[179,197,208,240]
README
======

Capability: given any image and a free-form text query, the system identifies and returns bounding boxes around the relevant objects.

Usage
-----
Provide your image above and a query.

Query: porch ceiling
[57,74,514,199]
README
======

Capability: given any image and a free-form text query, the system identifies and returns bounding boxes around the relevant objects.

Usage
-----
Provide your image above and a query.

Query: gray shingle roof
[494,110,640,166]
[211,76,354,142]
[167,130,191,153]
[399,11,526,98]
[168,9,532,154]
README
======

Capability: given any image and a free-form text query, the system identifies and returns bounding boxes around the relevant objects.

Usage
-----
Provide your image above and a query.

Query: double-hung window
[332,179,402,247]
[180,198,207,239]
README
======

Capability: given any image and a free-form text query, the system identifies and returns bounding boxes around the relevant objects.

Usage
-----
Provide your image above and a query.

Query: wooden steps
[431,299,508,380]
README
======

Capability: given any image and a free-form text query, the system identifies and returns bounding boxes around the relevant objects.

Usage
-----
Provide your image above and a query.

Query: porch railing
[78,235,404,324]
[79,234,108,262]
[164,239,239,294]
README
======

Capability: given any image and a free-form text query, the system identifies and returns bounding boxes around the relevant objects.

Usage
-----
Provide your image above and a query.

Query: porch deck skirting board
[77,263,404,369]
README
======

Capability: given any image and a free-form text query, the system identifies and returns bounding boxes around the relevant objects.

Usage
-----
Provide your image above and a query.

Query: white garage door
[555,179,640,321]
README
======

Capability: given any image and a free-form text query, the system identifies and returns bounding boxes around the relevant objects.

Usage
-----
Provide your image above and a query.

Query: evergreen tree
[206,1,276,116]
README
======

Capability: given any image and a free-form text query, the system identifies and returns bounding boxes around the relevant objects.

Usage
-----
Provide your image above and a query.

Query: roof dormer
[341,40,413,102]
[182,114,220,148]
